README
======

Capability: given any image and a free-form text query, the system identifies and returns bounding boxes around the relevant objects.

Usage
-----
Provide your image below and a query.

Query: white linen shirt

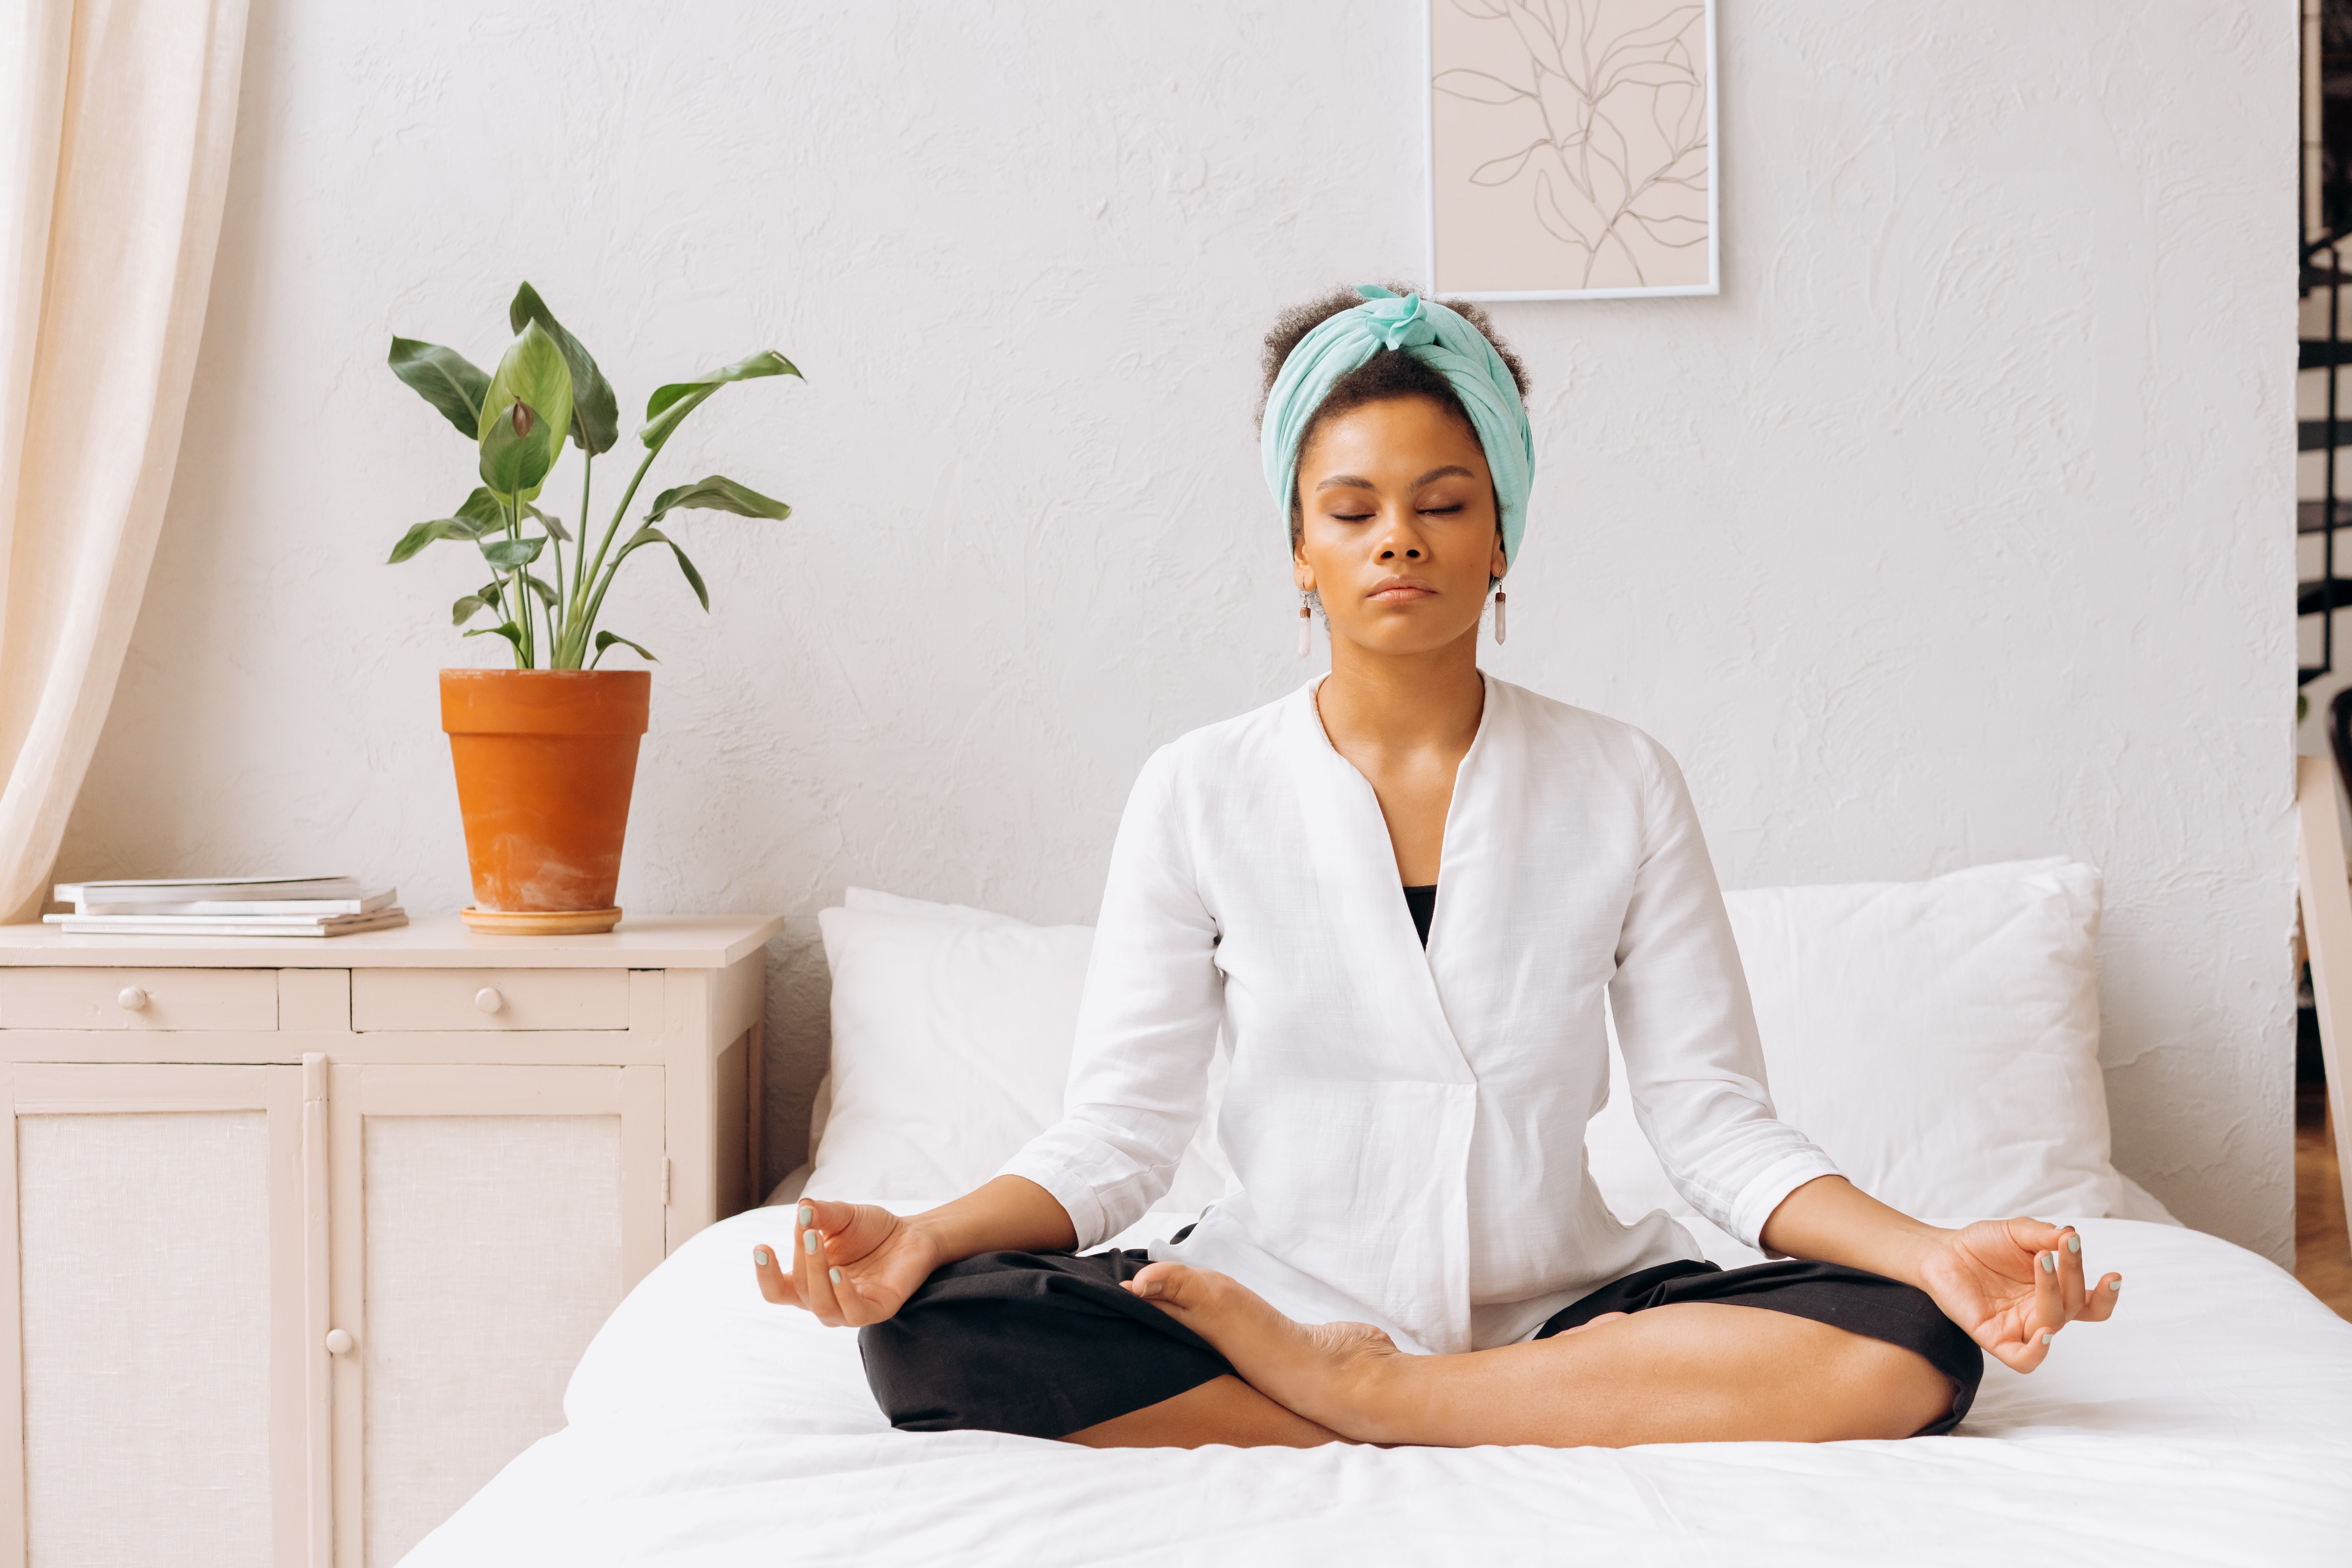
[1001,675,1838,1355]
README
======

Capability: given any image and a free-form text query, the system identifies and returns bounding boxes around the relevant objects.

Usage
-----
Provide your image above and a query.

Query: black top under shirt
[1403,884,1437,946]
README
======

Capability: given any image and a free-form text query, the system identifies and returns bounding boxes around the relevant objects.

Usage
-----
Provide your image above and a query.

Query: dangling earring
[1493,589,1508,645]
[1296,590,1314,659]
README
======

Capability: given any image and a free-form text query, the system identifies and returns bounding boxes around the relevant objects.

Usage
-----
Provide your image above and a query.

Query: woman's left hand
[1916,1218,2122,1372]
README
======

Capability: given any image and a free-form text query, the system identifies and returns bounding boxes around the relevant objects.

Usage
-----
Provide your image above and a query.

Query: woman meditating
[753,284,2123,1448]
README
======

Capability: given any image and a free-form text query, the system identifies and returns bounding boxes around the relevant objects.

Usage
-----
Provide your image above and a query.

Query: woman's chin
[1330,621,1484,660]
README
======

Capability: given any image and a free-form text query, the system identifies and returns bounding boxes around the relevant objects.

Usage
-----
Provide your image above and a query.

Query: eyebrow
[1314,465,1476,492]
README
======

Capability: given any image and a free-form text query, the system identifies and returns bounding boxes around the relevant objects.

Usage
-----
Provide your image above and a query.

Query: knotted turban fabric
[1260,284,1535,563]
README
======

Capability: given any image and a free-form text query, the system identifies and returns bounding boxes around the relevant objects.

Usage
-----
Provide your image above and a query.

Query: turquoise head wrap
[1261,284,1534,563]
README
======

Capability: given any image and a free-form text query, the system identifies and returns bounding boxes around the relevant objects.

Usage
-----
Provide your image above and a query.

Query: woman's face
[1292,394,1507,659]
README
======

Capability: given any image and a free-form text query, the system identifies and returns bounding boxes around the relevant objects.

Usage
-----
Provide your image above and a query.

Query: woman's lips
[1368,581,1438,603]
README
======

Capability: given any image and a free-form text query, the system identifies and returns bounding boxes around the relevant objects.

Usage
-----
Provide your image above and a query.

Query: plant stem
[505,492,535,668]
[588,447,659,595]
[571,443,660,661]
[579,538,630,641]
[546,484,567,656]
[501,493,520,668]
[566,451,595,668]
[547,545,564,660]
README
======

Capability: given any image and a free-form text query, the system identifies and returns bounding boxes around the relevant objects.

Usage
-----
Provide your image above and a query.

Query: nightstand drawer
[0,967,278,1031]
[351,967,629,1031]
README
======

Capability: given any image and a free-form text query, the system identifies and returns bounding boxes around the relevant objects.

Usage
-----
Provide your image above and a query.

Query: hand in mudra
[1917,1218,2121,1372]
[752,1198,936,1327]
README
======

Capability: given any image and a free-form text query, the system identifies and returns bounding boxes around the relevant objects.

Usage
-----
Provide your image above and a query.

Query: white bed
[406,1203,2352,1566]
[405,866,2352,1564]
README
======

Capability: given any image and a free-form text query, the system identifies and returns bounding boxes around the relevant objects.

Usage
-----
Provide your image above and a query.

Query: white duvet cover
[406,1205,2352,1568]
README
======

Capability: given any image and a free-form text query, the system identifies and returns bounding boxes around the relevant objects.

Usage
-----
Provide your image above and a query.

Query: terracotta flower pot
[440,669,650,935]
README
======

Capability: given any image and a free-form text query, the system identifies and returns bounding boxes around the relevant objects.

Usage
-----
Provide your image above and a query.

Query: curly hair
[1259,284,1530,554]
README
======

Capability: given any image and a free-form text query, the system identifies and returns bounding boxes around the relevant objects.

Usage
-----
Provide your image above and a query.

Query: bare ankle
[1308,1334,1410,1442]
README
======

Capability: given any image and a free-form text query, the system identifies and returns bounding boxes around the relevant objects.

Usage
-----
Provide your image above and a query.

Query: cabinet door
[327,1063,661,1567]
[0,1062,308,1568]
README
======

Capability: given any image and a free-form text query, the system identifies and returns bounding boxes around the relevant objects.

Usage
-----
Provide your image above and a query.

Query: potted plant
[387,282,797,933]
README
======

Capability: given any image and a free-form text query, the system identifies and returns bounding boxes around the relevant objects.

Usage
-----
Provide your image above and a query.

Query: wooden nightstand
[0,913,782,1568]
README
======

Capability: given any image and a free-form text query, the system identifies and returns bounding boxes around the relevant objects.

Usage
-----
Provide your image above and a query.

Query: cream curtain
[0,0,249,925]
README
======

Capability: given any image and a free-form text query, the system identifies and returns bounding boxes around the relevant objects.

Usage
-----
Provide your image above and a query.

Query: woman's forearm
[1757,1175,1949,1288]
[907,1174,1079,1267]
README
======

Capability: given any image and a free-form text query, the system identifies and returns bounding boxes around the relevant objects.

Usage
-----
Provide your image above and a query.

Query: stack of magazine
[45,876,408,938]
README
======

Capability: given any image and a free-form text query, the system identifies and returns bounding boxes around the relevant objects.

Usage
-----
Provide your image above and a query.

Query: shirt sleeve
[998,746,1224,1249]
[1606,739,1840,1248]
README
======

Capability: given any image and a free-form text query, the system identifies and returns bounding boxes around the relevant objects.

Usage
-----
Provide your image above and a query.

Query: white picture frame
[1424,0,1720,301]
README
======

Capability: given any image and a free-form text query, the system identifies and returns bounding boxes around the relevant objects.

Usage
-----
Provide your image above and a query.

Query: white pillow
[1586,857,2172,1224]
[817,865,2168,1228]
[842,886,1021,929]
[806,891,1234,1208]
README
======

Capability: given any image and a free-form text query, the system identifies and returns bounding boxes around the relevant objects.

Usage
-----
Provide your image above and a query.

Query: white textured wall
[58,4,2299,1259]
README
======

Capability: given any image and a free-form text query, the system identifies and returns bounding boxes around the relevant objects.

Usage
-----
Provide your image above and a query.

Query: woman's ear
[1489,528,1509,584]
[1293,554,1316,594]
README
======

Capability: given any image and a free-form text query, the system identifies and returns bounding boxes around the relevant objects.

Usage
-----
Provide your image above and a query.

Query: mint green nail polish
[798,1205,813,1227]
[2066,1235,2081,1254]
[829,1267,843,1285]
[753,1247,771,1267]
[2040,1252,2055,1273]
[2039,1332,2052,1345]
[2109,1279,2122,1290]
[804,1230,818,1254]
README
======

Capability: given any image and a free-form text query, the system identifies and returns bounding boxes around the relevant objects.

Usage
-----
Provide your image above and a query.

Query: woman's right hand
[753,1198,940,1327]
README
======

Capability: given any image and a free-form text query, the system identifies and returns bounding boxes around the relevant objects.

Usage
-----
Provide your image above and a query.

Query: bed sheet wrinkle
[404,1205,2352,1568]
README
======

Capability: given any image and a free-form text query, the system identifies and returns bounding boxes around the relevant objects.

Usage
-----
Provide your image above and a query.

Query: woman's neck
[1314,627,1486,759]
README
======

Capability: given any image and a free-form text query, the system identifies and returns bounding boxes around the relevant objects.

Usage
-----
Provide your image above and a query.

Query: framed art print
[1426,0,1718,300]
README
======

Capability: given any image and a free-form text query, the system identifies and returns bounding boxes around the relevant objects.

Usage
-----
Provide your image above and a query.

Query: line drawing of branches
[1435,0,1709,290]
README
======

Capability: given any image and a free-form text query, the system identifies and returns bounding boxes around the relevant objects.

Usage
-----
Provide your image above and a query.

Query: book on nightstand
[45,875,408,937]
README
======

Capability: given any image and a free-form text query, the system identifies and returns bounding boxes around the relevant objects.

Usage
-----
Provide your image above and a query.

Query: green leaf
[637,350,800,451]
[388,515,490,564]
[479,320,574,442]
[388,338,490,438]
[477,322,573,499]
[594,630,658,665]
[456,573,550,623]
[479,534,547,570]
[617,523,709,610]
[451,579,519,624]
[464,621,524,652]
[523,503,572,541]
[478,403,550,498]
[456,487,503,527]
[508,283,619,456]
[646,474,791,523]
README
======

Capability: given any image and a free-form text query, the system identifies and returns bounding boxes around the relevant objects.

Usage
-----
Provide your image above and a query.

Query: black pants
[860,1245,1983,1441]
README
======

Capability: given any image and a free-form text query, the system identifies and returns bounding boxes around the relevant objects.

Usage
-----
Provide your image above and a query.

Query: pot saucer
[461,906,622,936]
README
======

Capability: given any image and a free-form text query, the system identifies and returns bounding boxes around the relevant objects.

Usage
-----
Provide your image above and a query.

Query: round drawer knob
[474,987,504,1014]
[116,985,147,1011]
[325,1328,353,1356]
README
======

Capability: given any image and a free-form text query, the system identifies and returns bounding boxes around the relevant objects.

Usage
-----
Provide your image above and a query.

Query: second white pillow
[1586,857,2163,1225]
[808,893,1234,1209]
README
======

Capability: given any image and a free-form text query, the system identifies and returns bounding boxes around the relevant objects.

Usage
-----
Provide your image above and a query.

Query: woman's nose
[1377,544,1424,560]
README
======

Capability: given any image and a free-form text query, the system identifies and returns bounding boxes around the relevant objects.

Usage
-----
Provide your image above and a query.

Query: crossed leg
[1062,1374,1348,1448]
[1074,1262,1950,1449]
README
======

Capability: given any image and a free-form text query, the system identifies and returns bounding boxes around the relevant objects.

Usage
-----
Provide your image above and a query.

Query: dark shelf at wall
[2303,578,2352,617]
[2298,3,2352,691]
